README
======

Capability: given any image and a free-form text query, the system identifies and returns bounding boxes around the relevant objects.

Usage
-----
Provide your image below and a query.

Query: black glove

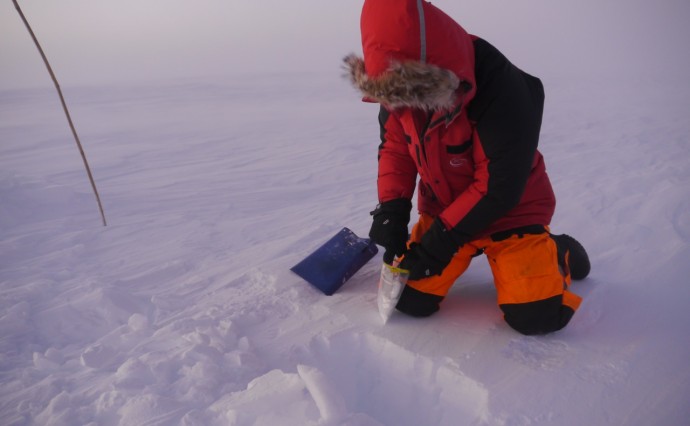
[398,218,463,281]
[369,198,412,264]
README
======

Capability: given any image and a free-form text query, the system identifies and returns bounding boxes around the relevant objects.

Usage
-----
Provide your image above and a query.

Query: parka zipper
[418,113,432,166]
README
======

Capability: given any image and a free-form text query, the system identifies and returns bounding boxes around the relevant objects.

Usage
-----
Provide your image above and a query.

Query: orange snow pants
[397,214,582,335]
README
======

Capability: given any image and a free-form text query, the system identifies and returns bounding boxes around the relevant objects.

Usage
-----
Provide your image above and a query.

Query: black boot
[551,234,591,280]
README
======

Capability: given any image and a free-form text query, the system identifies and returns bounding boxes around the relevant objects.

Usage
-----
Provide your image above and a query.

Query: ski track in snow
[1,70,690,426]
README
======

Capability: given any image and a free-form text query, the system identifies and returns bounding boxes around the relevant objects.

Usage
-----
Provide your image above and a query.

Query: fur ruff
[343,54,461,111]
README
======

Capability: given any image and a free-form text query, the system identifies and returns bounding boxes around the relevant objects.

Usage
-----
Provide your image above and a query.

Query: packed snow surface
[1,71,689,424]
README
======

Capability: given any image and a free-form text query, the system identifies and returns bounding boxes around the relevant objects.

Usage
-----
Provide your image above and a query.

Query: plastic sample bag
[377,262,409,324]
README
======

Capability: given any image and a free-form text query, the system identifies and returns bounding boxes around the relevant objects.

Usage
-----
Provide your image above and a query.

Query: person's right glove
[368,198,412,264]
[398,218,462,281]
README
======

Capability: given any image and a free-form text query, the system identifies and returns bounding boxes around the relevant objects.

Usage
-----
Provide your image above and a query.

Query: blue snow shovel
[291,227,378,295]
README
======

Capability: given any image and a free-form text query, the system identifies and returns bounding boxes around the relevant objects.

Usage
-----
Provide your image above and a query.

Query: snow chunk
[210,369,320,425]
[297,364,347,423]
[80,343,118,369]
[127,313,150,332]
[114,358,155,389]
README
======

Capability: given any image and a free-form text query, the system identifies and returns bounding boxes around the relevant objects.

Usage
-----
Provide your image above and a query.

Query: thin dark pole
[13,0,107,226]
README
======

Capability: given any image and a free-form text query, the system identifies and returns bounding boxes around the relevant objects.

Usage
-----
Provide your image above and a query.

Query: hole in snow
[303,331,491,425]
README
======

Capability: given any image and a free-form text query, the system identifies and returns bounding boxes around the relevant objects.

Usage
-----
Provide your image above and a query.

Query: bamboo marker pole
[13,0,107,226]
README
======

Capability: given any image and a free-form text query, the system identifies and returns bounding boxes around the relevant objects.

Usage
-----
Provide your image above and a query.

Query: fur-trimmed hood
[344,54,468,111]
[345,0,476,111]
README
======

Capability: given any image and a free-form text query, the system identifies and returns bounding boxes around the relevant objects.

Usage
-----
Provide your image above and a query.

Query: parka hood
[344,0,476,111]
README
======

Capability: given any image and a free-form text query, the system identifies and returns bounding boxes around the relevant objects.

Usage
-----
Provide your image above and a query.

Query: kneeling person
[346,0,590,335]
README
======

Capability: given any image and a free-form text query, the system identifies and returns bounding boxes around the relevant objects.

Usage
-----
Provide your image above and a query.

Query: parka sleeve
[438,38,545,240]
[376,106,418,203]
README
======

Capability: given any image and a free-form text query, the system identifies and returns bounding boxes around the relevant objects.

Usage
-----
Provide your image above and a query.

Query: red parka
[345,0,555,242]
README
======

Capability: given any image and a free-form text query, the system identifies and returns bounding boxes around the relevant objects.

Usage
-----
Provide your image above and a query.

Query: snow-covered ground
[2,68,689,425]
[3,1,690,421]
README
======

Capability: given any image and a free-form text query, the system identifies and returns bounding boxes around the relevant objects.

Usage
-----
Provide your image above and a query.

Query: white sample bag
[377,262,409,324]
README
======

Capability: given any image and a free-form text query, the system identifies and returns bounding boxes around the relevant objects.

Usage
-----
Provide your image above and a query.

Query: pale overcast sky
[2,0,689,89]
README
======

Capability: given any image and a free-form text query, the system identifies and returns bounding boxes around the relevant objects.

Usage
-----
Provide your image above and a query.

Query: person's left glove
[398,218,462,281]
[369,198,412,264]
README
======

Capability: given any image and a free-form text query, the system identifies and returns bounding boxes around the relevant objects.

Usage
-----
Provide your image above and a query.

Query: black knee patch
[551,234,591,280]
[500,296,575,335]
[396,285,444,317]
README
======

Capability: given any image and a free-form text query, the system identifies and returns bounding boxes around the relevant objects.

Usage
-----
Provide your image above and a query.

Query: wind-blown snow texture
[1,69,689,425]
